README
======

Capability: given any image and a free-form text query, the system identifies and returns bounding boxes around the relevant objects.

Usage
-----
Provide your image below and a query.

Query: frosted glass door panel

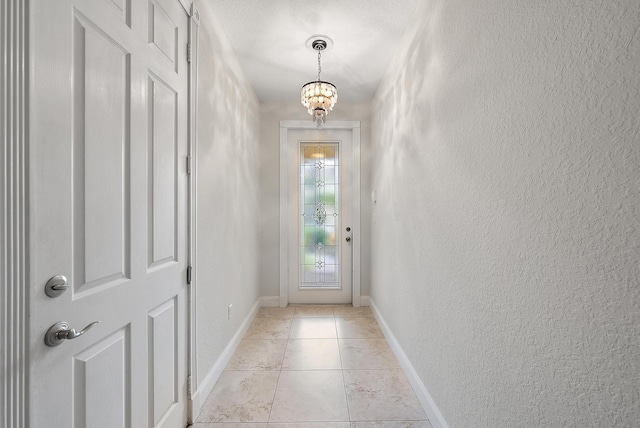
[300,143,339,289]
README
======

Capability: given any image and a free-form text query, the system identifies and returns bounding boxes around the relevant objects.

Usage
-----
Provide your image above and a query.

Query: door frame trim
[279,120,361,307]
[2,0,29,426]
[186,2,200,423]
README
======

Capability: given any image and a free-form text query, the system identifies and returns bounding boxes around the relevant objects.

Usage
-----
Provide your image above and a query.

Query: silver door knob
[345,236,352,242]
[44,321,100,347]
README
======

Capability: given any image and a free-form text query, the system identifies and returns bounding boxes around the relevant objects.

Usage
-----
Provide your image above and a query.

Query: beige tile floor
[192,305,432,428]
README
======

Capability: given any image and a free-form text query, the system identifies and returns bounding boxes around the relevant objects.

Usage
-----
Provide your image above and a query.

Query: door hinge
[186,265,192,285]
[186,155,192,174]
[187,43,192,63]
[187,375,193,397]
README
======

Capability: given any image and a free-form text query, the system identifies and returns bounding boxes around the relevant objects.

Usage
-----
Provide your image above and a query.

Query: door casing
[1,1,29,427]
[279,120,361,307]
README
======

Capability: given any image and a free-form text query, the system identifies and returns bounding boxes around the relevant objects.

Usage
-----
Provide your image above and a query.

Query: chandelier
[301,38,338,127]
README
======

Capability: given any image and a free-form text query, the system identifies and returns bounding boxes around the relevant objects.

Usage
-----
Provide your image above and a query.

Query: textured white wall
[195,0,261,387]
[258,102,373,299]
[370,1,640,426]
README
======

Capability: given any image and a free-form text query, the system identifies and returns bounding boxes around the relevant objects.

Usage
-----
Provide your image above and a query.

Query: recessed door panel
[149,299,178,426]
[74,327,131,428]
[148,74,178,269]
[104,0,130,26]
[148,0,178,70]
[73,13,131,295]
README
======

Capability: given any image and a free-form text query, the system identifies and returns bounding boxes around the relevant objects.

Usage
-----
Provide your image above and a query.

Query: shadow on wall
[194,0,261,398]
[371,0,446,291]
[370,0,640,426]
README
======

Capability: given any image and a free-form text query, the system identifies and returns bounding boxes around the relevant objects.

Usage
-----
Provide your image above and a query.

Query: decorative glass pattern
[300,143,340,288]
[314,202,327,225]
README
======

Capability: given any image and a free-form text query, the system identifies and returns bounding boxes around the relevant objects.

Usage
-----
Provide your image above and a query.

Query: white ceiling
[205,0,420,103]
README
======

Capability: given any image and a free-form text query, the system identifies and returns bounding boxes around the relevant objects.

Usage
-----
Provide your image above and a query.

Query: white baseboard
[189,299,260,421]
[369,298,449,428]
[262,295,368,307]
[260,296,280,307]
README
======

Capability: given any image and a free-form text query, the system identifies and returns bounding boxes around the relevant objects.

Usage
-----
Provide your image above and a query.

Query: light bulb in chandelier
[300,38,338,127]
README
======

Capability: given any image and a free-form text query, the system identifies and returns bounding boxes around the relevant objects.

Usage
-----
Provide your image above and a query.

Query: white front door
[29,0,189,427]
[285,128,355,304]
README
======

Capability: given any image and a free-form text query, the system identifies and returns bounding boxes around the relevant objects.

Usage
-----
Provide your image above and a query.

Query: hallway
[4,0,638,426]
[192,305,432,427]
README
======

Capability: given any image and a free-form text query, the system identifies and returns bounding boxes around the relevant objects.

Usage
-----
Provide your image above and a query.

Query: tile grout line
[266,311,294,424]
[334,311,354,424]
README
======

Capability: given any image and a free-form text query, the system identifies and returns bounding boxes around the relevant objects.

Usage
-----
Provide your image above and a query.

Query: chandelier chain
[317,49,322,81]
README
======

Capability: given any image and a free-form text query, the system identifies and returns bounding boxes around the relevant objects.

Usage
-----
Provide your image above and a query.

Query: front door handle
[44,321,100,347]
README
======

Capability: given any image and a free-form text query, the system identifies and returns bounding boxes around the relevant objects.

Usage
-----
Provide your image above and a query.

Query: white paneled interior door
[29,0,189,427]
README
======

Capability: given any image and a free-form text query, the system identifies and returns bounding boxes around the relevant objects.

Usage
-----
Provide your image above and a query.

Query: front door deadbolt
[45,275,69,298]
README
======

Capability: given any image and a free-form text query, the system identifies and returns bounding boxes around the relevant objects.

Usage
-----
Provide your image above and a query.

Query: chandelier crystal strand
[301,38,338,127]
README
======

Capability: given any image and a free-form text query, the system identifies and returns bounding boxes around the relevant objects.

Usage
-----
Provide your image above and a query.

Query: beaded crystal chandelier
[301,38,338,127]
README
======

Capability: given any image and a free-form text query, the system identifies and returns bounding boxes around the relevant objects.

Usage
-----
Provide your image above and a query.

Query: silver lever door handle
[45,321,100,347]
